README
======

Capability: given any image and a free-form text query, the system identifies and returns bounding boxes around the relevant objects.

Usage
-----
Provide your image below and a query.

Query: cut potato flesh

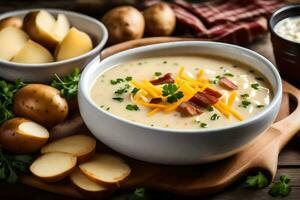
[18,121,49,138]
[41,134,96,163]
[12,40,54,63]
[55,27,92,61]
[0,27,28,60]
[52,14,70,41]
[79,154,131,186]
[70,168,107,192]
[36,10,56,37]
[30,152,76,182]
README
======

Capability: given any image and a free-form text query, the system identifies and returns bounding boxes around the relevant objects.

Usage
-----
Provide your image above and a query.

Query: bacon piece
[189,92,218,107]
[203,87,222,98]
[150,73,175,85]
[177,102,203,116]
[219,77,238,90]
[150,98,162,104]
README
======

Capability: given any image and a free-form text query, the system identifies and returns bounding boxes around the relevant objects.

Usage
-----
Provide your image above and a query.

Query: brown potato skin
[23,11,58,51]
[143,3,176,36]
[13,84,68,128]
[0,17,23,30]
[0,118,49,153]
[102,6,145,45]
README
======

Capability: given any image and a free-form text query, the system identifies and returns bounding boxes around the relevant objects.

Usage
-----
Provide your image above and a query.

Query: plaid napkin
[142,0,286,45]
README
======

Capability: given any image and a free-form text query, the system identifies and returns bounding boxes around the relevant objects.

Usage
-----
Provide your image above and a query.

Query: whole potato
[0,118,49,153]
[102,6,145,45]
[13,84,68,128]
[143,3,176,36]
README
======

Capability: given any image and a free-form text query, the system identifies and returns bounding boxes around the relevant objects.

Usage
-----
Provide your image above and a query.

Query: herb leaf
[125,76,132,81]
[162,84,184,103]
[112,97,124,102]
[154,72,162,77]
[210,113,220,120]
[246,171,269,188]
[129,187,146,200]
[126,104,139,111]
[51,68,80,99]
[269,175,291,197]
[224,72,234,77]
[110,78,124,85]
[115,84,130,95]
[251,83,260,90]
[239,100,251,108]
[131,88,140,95]
[167,91,184,103]
[240,93,249,98]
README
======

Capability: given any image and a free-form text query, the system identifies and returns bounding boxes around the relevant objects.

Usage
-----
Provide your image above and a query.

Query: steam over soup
[91,55,272,129]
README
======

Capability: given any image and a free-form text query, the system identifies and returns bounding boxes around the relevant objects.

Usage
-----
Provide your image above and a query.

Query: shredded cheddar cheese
[228,91,237,107]
[147,108,161,117]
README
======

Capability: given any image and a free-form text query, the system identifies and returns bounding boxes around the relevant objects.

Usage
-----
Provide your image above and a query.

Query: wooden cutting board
[20,37,300,198]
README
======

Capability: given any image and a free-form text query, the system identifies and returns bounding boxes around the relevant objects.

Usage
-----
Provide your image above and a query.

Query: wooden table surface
[0,7,299,198]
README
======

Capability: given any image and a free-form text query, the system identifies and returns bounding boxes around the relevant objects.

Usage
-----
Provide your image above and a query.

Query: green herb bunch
[0,79,25,125]
[0,147,33,183]
[51,68,81,99]
[162,84,184,103]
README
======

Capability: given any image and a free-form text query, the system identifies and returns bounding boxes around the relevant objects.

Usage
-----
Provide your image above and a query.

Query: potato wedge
[12,40,54,64]
[79,154,131,187]
[0,16,23,30]
[23,10,59,50]
[30,152,76,182]
[0,27,29,61]
[13,84,68,128]
[0,118,49,153]
[70,168,111,197]
[41,135,96,163]
[55,27,92,61]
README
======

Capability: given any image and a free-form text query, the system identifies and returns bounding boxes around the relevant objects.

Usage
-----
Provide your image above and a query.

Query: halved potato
[55,27,92,61]
[41,135,96,163]
[0,16,23,30]
[30,152,76,182]
[52,14,70,41]
[70,168,111,197]
[79,154,131,187]
[12,40,54,64]
[23,10,59,50]
[0,118,49,153]
[0,27,29,61]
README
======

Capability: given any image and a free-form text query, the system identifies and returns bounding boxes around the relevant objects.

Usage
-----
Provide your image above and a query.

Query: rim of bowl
[80,41,282,134]
[0,8,108,68]
[269,4,300,45]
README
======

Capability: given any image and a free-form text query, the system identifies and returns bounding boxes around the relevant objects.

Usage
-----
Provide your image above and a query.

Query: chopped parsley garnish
[162,84,184,103]
[115,84,130,95]
[138,62,142,65]
[224,72,234,77]
[240,93,249,98]
[110,78,124,85]
[131,187,146,199]
[251,83,260,90]
[210,113,220,120]
[255,77,264,81]
[195,120,207,128]
[131,87,140,95]
[269,175,291,197]
[163,61,167,64]
[208,107,214,112]
[212,75,221,84]
[154,72,162,77]
[239,100,251,108]
[112,97,124,102]
[256,104,265,108]
[125,76,132,81]
[106,107,110,111]
[246,171,268,189]
[126,104,139,111]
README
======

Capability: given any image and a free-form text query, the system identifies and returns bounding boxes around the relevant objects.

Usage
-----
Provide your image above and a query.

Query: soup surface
[91,55,272,129]
[274,16,300,43]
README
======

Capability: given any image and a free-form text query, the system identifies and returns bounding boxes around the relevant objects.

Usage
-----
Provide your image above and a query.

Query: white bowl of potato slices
[0,9,108,82]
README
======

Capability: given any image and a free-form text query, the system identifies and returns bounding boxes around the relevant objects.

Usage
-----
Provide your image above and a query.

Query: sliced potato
[79,154,131,187]
[55,27,92,61]
[52,14,70,41]
[70,168,111,197]
[0,16,23,30]
[41,135,96,163]
[12,40,54,64]
[23,10,59,50]
[0,118,49,153]
[30,152,76,182]
[13,84,68,128]
[0,27,29,61]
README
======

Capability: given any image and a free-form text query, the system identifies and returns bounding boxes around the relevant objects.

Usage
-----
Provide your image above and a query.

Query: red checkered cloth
[142,0,286,45]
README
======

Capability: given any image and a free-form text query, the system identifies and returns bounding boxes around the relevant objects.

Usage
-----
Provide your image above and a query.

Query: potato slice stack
[30,134,131,197]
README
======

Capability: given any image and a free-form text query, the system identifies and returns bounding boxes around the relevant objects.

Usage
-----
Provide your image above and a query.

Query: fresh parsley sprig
[51,68,80,99]
[246,171,269,188]
[0,147,33,183]
[0,79,25,125]
[162,84,184,103]
[269,175,292,197]
[129,187,147,200]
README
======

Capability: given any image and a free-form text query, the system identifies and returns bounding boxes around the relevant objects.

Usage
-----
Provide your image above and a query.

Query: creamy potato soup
[91,55,272,129]
[274,16,300,43]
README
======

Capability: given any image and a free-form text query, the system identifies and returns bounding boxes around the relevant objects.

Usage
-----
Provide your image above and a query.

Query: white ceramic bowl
[78,41,282,165]
[0,9,108,82]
